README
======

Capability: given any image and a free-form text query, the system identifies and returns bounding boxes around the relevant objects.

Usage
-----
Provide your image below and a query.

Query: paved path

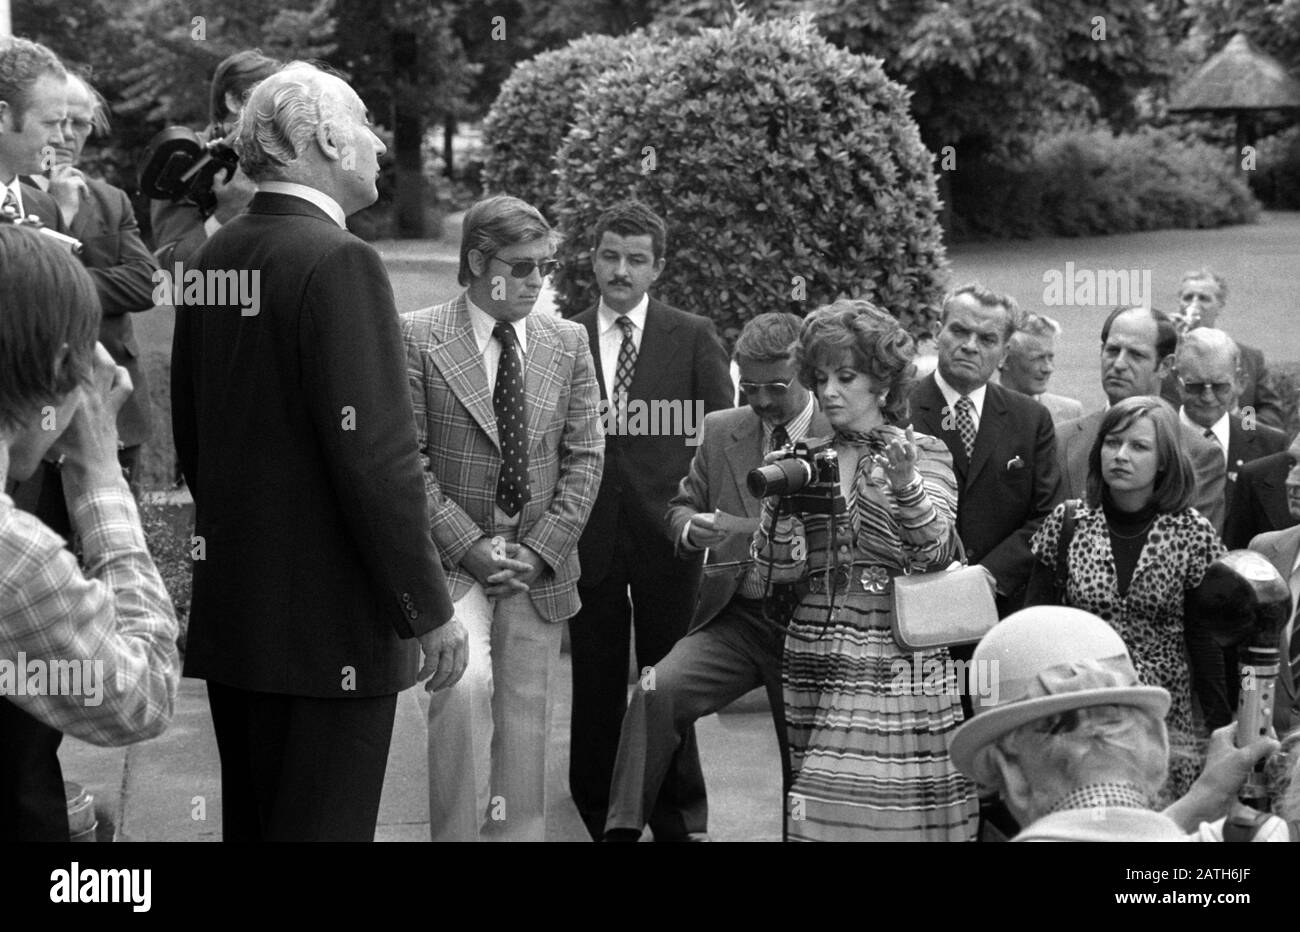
[58,650,783,842]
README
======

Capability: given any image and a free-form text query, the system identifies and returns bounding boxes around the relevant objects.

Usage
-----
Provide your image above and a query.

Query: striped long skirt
[783,588,978,842]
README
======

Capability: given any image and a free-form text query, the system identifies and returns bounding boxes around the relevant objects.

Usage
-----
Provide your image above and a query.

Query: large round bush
[550,15,950,344]
[481,31,656,213]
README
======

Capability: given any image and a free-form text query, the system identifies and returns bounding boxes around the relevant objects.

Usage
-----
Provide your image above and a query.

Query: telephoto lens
[747,457,813,498]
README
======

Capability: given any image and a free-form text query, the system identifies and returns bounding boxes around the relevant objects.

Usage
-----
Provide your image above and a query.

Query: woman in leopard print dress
[1026,397,1226,799]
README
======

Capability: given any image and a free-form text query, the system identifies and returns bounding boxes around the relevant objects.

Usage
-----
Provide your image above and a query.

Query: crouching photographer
[0,226,179,840]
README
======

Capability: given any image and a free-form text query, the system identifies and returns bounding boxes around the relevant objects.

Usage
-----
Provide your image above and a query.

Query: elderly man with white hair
[950,606,1278,841]
[997,313,1084,426]
[171,62,465,841]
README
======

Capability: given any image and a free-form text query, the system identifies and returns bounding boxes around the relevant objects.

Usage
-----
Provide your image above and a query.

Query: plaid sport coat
[401,294,604,622]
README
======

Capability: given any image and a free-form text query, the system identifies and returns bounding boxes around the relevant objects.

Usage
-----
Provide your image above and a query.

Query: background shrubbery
[1255,127,1300,210]
[951,126,1260,239]
[522,16,950,344]
[481,31,655,214]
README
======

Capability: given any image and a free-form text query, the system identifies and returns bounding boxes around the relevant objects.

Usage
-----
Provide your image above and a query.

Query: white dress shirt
[597,295,648,401]
[257,180,347,229]
[934,369,987,433]
[466,297,527,392]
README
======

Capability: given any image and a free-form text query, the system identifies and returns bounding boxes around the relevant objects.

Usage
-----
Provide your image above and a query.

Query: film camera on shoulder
[139,125,239,217]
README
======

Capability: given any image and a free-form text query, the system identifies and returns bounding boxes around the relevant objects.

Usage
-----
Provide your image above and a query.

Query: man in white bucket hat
[951,606,1277,841]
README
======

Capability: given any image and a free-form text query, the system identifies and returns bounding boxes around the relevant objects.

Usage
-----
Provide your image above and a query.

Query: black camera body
[139,126,239,216]
[747,440,846,515]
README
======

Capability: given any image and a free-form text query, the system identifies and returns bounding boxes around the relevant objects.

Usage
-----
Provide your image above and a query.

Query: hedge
[545,15,950,344]
[481,31,657,214]
[952,125,1260,239]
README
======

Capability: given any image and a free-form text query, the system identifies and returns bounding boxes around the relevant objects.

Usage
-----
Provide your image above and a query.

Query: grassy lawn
[131,213,1300,489]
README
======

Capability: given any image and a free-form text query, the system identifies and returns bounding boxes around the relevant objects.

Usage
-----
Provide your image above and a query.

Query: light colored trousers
[426,524,562,842]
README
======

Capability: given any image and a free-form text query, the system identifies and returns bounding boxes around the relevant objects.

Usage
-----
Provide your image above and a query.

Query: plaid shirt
[0,482,179,746]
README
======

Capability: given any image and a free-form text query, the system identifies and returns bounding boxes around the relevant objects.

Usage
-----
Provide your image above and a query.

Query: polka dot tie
[614,315,637,399]
[493,321,530,516]
[954,395,976,460]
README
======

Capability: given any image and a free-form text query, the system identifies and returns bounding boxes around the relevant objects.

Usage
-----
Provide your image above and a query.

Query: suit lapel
[427,296,499,449]
[629,298,676,401]
[913,374,968,480]
[724,415,764,518]
[1275,531,1300,709]
[582,311,607,402]
[966,384,1006,486]
[1066,412,1102,496]
[523,319,561,450]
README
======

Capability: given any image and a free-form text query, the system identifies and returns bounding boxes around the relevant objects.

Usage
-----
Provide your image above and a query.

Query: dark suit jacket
[666,405,829,632]
[1224,449,1298,550]
[1161,343,1283,430]
[909,374,1063,611]
[1247,527,1300,737]
[1057,408,1227,534]
[8,180,158,532]
[70,178,160,446]
[573,297,733,585]
[171,192,454,697]
[1225,417,1288,517]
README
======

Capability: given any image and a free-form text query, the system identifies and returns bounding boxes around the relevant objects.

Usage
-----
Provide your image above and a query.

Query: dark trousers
[604,595,789,837]
[569,540,705,840]
[206,681,397,842]
[0,699,68,841]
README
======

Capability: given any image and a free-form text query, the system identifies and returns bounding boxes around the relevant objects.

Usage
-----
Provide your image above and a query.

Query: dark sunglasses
[490,255,559,279]
[1177,375,1234,398]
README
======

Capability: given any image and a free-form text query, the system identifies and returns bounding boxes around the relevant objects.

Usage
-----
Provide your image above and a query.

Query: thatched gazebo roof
[1169,32,1300,114]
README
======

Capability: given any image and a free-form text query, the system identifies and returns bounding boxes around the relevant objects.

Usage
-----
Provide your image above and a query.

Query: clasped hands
[461,536,543,598]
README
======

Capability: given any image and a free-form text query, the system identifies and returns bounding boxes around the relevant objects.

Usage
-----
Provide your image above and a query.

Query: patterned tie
[613,315,638,400]
[770,424,789,453]
[954,395,976,460]
[1,186,20,220]
[493,321,530,516]
[1204,427,1219,444]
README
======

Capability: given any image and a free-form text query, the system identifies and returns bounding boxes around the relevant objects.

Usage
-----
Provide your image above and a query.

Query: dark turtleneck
[1101,488,1160,596]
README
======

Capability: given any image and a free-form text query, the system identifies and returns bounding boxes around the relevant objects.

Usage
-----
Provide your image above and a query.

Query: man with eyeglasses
[602,312,827,841]
[17,72,159,505]
[1058,305,1226,532]
[402,194,603,841]
[1176,329,1287,714]
[1160,270,1283,430]
[1175,328,1287,517]
[570,199,733,840]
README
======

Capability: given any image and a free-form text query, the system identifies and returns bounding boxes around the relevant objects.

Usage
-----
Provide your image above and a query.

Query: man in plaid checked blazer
[402,195,604,841]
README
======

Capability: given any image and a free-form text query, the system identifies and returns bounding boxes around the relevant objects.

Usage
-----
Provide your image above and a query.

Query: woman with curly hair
[1025,395,1227,800]
[748,299,978,841]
